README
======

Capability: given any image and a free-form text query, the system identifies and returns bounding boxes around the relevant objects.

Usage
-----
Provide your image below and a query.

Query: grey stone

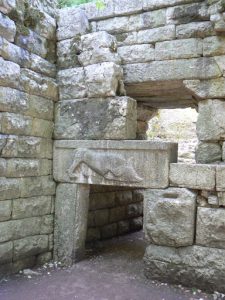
[204,36,225,56]
[218,192,225,206]
[0,0,16,14]
[143,0,198,10]
[0,57,20,90]
[196,142,222,163]
[144,188,196,247]
[57,8,90,41]
[0,200,11,221]
[86,228,100,242]
[136,25,176,45]
[101,223,117,239]
[0,178,20,200]
[0,242,12,264]
[54,97,137,140]
[216,166,225,191]
[118,220,130,235]
[115,191,133,206]
[208,195,219,206]
[20,176,55,198]
[109,206,126,223]
[82,0,113,21]
[176,22,214,39]
[118,44,155,64]
[87,211,95,227]
[53,140,177,189]
[170,163,216,190]
[79,48,121,66]
[0,11,16,42]
[40,215,54,234]
[197,100,225,141]
[57,37,81,69]
[144,244,225,293]
[114,0,142,16]
[95,209,109,226]
[155,38,202,60]
[89,192,115,210]
[196,207,225,249]
[36,252,52,265]
[12,196,52,219]
[130,217,143,231]
[127,203,143,218]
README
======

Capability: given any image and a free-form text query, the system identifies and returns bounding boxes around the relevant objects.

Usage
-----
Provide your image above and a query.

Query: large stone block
[118,44,155,64]
[57,37,81,69]
[155,38,202,60]
[197,99,225,141]
[0,11,16,42]
[196,207,225,249]
[204,36,225,56]
[57,8,90,41]
[89,192,115,210]
[20,176,55,198]
[0,242,13,264]
[143,0,198,10]
[12,196,52,219]
[176,21,214,39]
[114,0,142,16]
[13,235,49,260]
[144,244,225,293]
[195,142,222,164]
[0,178,20,200]
[216,165,225,191]
[144,188,196,247]
[170,163,216,190]
[0,200,12,221]
[54,97,137,140]
[0,0,16,14]
[0,57,20,90]
[124,58,221,84]
[53,140,178,188]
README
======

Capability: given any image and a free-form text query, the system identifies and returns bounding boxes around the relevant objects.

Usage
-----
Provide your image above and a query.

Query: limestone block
[0,158,6,175]
[109,206,126,223]
[170,163,216,190]
[184,78,225,99]
[0,57,20,90]
[89,192,115,210]
[82,0,113,20]
[79,48,121,66]
[40,215,53,234]
[101,223,117,239]
[54,97,137,140]
[196,207,225,249]
[95,209,109,226]
[176,22,214,39]
[54,183,90,265]
[214,55,225,76]
[124,58,221,84]
[53,140,178,188]
[115,191,133,206]
[195,142,222,164]
[155,38,202,60]
[58,67,86,100]
[28,0,57,17]
[0,178,20,200]
[136,10,166,31]
[0,0,16,14]
[166,3,209,25]
[36,252,52,265]
[144,188,196,247]
[57,38,81,69]
[96,16,129,34]
[144,244,225,293]
[223,142,225,161]
[0,242,12,264]
[20,176,55,198]
[143,0,198,10]
[114,0,142,16]
[130,217,143,231]
[204,36,225,56]
[20,69,58,101]
[0,11,16,42]
[85,63,123,98]
[0,200,12,221]
[208,195,219,206]
[118,44,155,64]
[12,196,52,219]
[57,8,90,41]
[197,100,225,141]
[13,235,49,259]
[216,165,225,191]
[0,135,52,159]
[218,192,225,206]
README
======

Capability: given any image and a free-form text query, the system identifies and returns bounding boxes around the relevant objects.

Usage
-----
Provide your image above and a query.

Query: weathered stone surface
[82,0,113,20]
[12,196,52,219]
[196,207,225,249]
[130,216,143,231]
[0,178,20,200]
[115,191,133,206]
[0,242,12,264]
[57,37,81,69]
[0,57,20,90]
[0,135,52,159]
[118,44,154,64]
[124,58,221,84]
[95,209,109,226]
[0,0,16,14]
[216,165,225,191]
[57,8,90,41]
[58,67,86,100]
[176,21,214,38]
[155,38,202,60]
[208,195,219,206]
[204,36,225,56]
[144,244,225,293]
[0,200,12,221]
[197,99,225,141]
[79,48,121,66]
[0,11,16,42]
[218,192,225,206]
[28,0,57,17]
[85,62,123,98]
[54,184,90,265]
[109,206,126,223]
[86,228,101,242]
[195,142,222,164]
[53,140,178,188]
[143,0,198,10]
[6,159,51,177]
[54,97,137,140]
[118,220,130,235]
[90,192,115,210]
[36,251,52,265]
[144,188,196,247]
[101,223,117,239]
[13,235,49,259]
[170,163,216,190]
[20,176,55,198]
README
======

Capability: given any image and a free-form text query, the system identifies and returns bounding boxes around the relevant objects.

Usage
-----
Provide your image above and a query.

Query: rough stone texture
[170,163,216,190]
[195,141,222,163]
[176,21,214,39]
[216,165,225,191]
[118,44,155,64]
[144,188,196,247]
[0,11,16,42]
[144,244,225,293]
[54,97,137,140]
[57,37,81,69]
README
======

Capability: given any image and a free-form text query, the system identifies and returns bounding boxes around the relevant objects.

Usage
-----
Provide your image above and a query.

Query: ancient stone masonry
[0,0,57,274]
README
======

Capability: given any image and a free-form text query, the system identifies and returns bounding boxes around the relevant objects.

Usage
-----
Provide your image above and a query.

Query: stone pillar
[54,183,90,266]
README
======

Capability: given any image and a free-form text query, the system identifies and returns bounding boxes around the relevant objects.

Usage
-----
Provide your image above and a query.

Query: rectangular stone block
[216,166,225,191]
[143,0,197,10]
[0,57,20,90]
[0,242,13,264]
[0,200,12,221]
[118,44,155,64]
[196,207,225,249]
[144,188,196,247]
[204,36,225,56]
[13,235,49,260]
[155,38,202,60]
[53,140,178,188]
[176,22,214,39]
[136,25,176,44]
[12,196,52,219]
[20,176,55,198]
[54,97,137,140]
[0,178,20,201]
[170,163,216,190]
[89,192,115,210]
[0,11,16,42]
[0,135,53,159]
[82,0,113,20]
[57,38,81,69]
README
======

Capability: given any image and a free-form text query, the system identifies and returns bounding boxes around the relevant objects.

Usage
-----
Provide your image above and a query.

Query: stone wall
[0,0,57,274]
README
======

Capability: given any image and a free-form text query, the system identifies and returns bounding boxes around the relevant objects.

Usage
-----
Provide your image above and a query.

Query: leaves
[58,0,105,9]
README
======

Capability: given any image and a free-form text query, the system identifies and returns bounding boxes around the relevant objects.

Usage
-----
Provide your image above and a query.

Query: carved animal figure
[68,148,143,183]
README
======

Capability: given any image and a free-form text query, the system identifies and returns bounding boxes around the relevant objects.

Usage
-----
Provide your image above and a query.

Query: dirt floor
[0,232,216,300]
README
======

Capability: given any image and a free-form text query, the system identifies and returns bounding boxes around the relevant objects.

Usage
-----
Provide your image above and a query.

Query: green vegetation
[58,0,105,9]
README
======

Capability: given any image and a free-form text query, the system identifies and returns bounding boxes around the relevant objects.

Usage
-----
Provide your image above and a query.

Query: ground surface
[0,232,215,300]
